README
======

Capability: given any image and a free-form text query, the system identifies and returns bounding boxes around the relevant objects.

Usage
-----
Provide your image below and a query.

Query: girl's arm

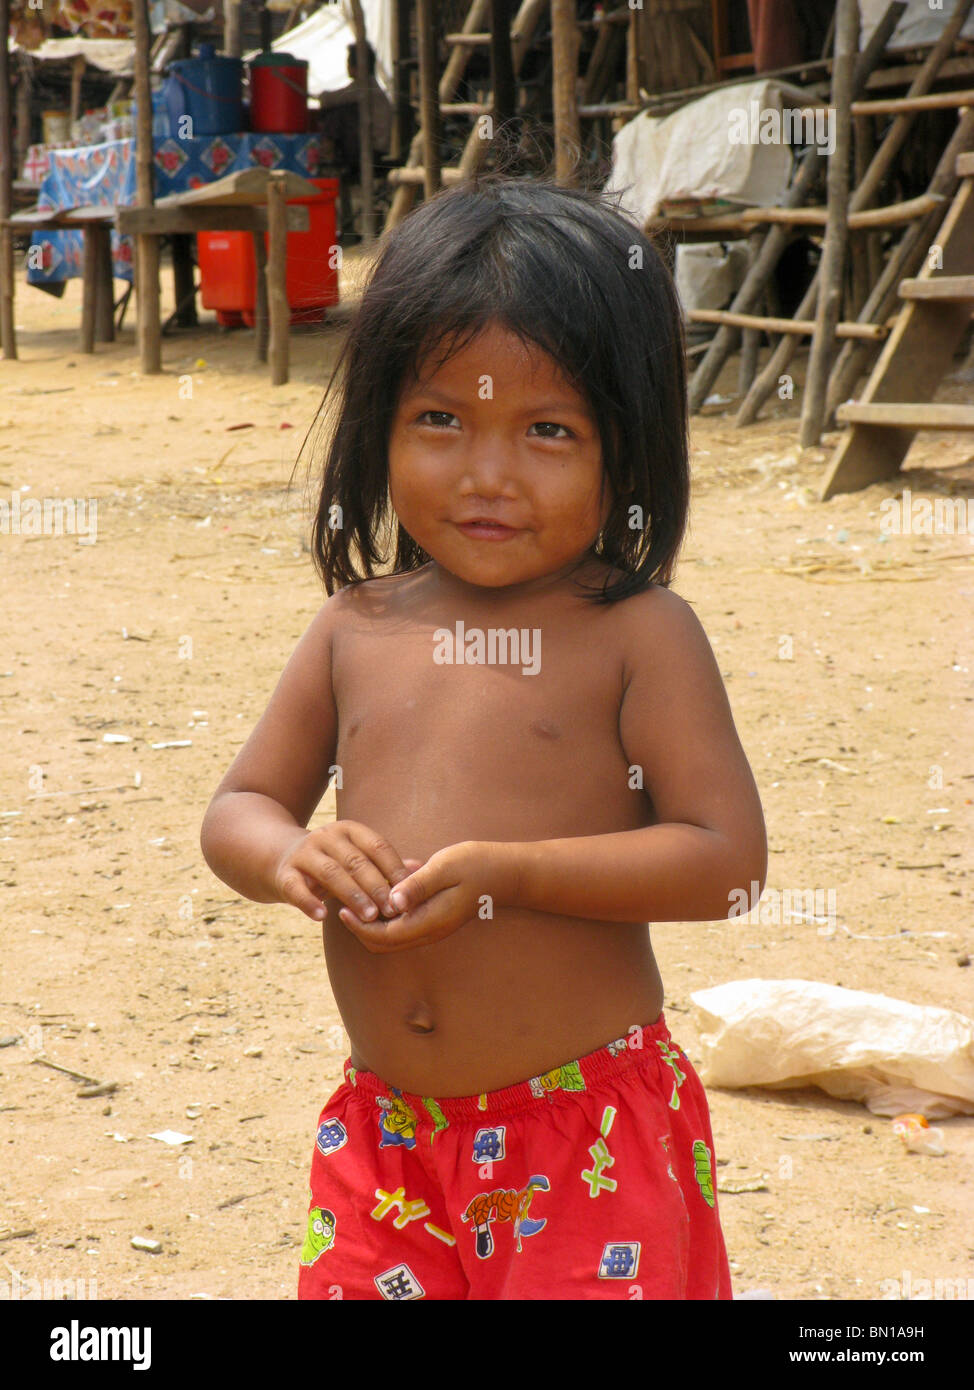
[498,586,767,922]
[200,600,341,904]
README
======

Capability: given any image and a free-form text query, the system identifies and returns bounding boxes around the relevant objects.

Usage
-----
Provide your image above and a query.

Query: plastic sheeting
[604,78,824,225]
[691,978,974,1118]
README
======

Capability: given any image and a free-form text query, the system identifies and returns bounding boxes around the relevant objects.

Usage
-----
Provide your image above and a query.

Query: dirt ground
[1,250,972,1303]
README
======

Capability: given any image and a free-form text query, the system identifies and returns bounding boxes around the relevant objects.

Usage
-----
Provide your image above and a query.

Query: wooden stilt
[15,54,30,180]
[224,0,241,58]
[94,225,115,342]
[417,0,441,199]
[552,0,581,184]
[0,0,17,361]
[134,0,161,373]
[491,0,516,130]
[800,0,858,449]
[267,172,289,386]
[253,231,268,363]
[738,231,762,397]
[70,54,86,126]
[349,0,375,241]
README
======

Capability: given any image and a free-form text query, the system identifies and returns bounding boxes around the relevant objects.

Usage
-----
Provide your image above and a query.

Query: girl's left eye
[529,422,572,439]
[417,411,458,428]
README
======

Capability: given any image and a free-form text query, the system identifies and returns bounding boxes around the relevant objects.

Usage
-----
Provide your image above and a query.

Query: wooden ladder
[384,0,549,230]
[820,151,974,499]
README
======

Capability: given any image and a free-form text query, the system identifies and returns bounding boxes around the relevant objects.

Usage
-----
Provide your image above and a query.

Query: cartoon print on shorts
[598,1241,641,1279]
[656,1040,687,1110]
[376,1088,418,1149]
[421,1095,449,1141]
[581,1105,618,1197]
[692,1139,715,1208]
[605,1038,628,1059]
[528,1060,585,1098]
[374,1263,425,1300]
[315,1117,348,1158]
[300,1206,337,1265]
[462,1174,550,1259]
[472,1125,506,1165]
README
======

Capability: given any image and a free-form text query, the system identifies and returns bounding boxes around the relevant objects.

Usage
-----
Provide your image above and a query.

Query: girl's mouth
[455,521,519,540]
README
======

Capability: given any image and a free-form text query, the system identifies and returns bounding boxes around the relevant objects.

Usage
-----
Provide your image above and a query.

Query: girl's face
[388,320,611,599]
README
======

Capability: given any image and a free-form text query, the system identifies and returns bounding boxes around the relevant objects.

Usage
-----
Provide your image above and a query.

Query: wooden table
[5,204,116,353]
[118,168,317,386]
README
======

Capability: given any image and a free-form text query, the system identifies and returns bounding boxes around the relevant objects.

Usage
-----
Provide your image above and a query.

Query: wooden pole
[552,0,581,184]
[738,232,762,397]
[16,54,31,179]
[0,0,17,360]
[688,0,905,412]
[349,0,375,241]
[490,0,516,130]
[224,0,242,58]
[253,230,268,362]
[267,171,289,386]
[626,4,640,105]
[134,0,161,373]
[800,0,858,448]
[416,0,440,199]
[390,0,410,163]
[70,54,86,125]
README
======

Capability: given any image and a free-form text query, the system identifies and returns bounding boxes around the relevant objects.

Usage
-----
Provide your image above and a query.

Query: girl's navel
[404,1000,436,1034]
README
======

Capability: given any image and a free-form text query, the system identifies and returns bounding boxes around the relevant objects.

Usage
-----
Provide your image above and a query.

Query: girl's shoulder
[328,568,430,616]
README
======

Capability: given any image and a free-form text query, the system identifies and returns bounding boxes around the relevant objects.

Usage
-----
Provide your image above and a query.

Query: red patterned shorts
[297,1012,732,1301]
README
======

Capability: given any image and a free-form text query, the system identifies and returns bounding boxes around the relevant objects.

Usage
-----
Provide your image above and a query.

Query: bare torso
[323,561,664,1095]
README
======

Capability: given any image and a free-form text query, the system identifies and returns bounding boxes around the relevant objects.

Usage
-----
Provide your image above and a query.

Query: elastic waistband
[342,1013,682,1122]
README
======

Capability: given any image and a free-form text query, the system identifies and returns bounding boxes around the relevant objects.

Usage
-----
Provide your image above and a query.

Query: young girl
[200,174,767,1301]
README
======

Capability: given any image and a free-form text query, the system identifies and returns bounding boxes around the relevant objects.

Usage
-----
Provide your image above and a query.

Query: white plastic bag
[690,979,974,1118]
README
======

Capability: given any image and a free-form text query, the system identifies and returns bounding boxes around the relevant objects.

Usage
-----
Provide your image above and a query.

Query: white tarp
[859,0,974,50]
[9,37,135,76]
[604,79,823,225]
[263,0,395,100]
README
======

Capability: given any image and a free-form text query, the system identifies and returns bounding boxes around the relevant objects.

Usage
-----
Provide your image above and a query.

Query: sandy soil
[0,253,972,1302]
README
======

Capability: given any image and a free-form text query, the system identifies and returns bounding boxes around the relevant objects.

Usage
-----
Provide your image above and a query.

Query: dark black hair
[308,169,689,604]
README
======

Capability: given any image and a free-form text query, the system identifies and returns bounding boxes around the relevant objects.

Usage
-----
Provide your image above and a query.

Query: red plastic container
[249,51,308,134]
[197,178,340,325]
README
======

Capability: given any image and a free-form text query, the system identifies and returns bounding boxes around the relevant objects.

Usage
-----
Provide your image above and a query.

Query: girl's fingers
[342,827,420,909]
[301,851,389,921]
[276,867,328,921]
[339,892,461,954]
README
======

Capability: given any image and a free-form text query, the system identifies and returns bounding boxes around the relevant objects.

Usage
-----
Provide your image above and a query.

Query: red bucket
[249,51,308,133]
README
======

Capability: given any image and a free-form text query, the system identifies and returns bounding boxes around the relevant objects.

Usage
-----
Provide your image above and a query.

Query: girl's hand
[338,840,517,954]
[273,820,420,924]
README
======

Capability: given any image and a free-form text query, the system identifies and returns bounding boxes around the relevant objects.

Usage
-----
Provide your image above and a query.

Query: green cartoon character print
[528,1060,586,1098]
[301,1206,337,1265]
[692,1140,715,1208]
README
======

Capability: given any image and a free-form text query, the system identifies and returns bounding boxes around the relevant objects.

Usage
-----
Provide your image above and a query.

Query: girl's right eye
[417,411,458,428]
